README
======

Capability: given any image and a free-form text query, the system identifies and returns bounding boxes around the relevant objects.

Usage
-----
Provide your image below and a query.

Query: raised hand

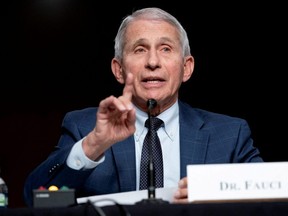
[83,73,136,160]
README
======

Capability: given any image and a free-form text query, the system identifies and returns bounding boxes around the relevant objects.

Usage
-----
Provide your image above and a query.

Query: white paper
[77,187,177,207]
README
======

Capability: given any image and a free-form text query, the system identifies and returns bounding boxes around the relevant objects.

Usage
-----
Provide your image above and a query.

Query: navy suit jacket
[23,100,263,206]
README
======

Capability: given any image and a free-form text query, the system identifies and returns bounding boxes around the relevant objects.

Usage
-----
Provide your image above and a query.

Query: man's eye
[162,47,171,52]
[135,48,145,53]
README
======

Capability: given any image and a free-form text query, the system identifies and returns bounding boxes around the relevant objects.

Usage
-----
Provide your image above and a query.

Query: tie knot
[145,117,164,131]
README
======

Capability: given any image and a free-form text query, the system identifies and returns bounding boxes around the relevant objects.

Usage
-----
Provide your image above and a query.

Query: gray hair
[114,7,191,61]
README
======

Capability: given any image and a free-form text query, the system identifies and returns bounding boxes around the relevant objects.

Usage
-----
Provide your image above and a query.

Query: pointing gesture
[82,73,136,161]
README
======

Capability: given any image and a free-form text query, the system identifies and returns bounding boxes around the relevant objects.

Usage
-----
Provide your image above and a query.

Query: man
[23,7,263,207]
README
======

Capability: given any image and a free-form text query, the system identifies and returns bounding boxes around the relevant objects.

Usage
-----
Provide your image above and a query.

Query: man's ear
[182,56,195,82]
[111,58,125,84]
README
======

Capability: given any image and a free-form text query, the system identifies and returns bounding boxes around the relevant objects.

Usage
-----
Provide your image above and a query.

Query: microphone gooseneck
[146,99,157,200]
[136,99,169,204]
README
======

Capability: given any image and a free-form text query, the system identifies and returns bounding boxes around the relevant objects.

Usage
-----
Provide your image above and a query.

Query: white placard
[187,162,288,203]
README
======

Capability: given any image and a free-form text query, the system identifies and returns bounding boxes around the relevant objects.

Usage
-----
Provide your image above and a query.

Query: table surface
[1,201,288,216]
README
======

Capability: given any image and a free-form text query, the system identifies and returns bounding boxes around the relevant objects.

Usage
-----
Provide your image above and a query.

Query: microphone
[136,99,169,205]
[147,99,157,199]
[147,99,157,115]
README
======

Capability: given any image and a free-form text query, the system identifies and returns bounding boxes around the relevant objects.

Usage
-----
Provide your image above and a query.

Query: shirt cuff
[66,138,105,170]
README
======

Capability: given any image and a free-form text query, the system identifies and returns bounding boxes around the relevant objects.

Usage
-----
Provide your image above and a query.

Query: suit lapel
[179,102,209,178]
[111,136,136,191]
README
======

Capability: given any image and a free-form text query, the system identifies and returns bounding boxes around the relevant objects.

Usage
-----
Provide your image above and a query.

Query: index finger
[122,73,134,101]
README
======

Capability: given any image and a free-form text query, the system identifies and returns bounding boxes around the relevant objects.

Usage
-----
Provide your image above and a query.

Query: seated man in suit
[23,7,263,207]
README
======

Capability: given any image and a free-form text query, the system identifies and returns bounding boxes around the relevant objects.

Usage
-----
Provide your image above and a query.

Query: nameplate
[187,162,288,203]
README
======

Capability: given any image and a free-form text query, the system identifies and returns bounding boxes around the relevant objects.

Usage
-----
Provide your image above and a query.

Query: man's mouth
[142,77,165,83]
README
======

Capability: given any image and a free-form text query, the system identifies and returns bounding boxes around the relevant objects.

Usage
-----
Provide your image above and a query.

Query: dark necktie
[139,117,164,190]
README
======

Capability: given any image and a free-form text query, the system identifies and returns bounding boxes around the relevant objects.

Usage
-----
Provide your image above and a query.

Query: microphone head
[147,99,157,111]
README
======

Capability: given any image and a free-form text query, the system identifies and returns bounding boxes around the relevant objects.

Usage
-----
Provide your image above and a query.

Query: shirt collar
[134,100,179,141]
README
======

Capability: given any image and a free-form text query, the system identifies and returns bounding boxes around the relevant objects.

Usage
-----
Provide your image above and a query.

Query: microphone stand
[136,99,169,205]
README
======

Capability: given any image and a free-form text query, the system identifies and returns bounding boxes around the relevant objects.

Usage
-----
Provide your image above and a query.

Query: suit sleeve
[23,109,96,207]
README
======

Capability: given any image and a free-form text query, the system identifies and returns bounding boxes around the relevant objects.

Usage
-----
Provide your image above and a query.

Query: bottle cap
[0,178,5,185]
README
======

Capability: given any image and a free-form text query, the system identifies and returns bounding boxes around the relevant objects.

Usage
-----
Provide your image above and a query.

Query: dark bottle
[0,170,8,208]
